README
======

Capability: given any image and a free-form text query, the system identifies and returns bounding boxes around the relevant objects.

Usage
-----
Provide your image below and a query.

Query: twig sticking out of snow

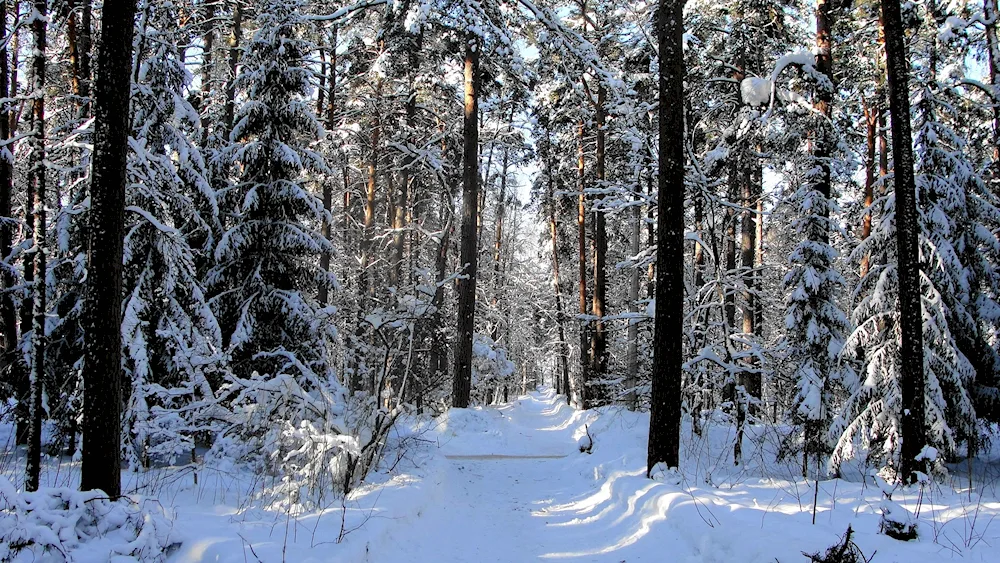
[803,525,875,563]
[578,424,593,454]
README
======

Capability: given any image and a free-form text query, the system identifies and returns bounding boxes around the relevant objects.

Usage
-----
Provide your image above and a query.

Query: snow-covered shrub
[471,334,515,404]
[209,353,399,509]
[879,498,918,541]
[0,477,179,561]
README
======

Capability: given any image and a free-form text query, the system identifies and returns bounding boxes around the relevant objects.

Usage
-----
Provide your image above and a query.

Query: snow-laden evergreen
[207,0,335,379]
[121,2,225,469]
[200,0,362,501]
[832,2,1000,474]
[782,154,852,470]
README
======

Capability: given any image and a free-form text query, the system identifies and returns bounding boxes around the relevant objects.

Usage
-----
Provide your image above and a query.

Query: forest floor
[5,389,1000,561]
[171,389,1000,562]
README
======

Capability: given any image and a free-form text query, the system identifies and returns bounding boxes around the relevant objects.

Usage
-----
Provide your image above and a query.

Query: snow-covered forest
[1,0,1000,559]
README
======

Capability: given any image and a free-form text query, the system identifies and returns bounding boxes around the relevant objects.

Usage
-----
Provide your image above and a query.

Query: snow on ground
[4,388,1000,561]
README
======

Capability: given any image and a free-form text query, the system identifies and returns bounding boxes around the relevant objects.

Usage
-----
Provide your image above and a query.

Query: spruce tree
[122,1,223,468]
[207,0,334,383]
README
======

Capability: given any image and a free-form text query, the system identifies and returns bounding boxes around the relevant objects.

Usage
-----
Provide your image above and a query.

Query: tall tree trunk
[693,180,705,327]
[452,34,480,408]
[647,0,685,473]
[986,0,1000,175]
[81,0,138,497]
[1,0,25,448]
[860,98,876,278]
[740,155,759,404]
[625,191,640,410]
[8,2,17,137]
[754,192,763,360]
[223,2,241,139]
[646,171,655,299]
[691,176,707,428]
[199,5,214,146]
[24,0,46,492]
[576,119,588,408]
[881,0,925,484]
[354,87,380,392]
[78,0,91,104]
[362,81,380,301]
[318,27,336,306]
[589,84,607,408]
[877,19,889,197]
[429,190,452,406]
[392,32,421,289]
[723,159,738,408]
[316,47,325,123]
[544,120,570,401]
[67,4,81,99]
[732,158,747,466]
[491,148,509,343]
[389,33,423,287]
[0,0,17,441]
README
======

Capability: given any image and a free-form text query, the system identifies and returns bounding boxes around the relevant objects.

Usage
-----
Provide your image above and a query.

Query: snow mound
[436,406,505,437]
[879,498,918,541]
[0,477,180,562]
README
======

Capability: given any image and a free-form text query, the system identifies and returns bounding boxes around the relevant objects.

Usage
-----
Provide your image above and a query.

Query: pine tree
[24,0,47,493]
[81,0,139,497]
[648,0,685,474]
[452,31,480,409]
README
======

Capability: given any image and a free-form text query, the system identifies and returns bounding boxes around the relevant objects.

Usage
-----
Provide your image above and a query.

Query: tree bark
[0,0,15,414]
[723,160,738,410]
[8,3,17,137]
[199,5,214,146]
[452,34,480,408]
[741,155,760,404]
[985,0,1000,174]
[67,4,81,98]
[881,0,926,483]
[362,84,380,301]
[543,119,570,401]
[754,194,763,334]
[24,0,46,492]
[576,119,588,408]
[392,32,422,289]
[646,171,655,299]
[860,98,876,278]
[589,84,607,408]
[223,2,241,139]
[625,191,640,410]
[491,147,509,343]
[0,0,24,448]
[648,0,685,473]
[78,0,92,104]
[81,0,138,497]
[318,27,336,306]
[429,191,452,404]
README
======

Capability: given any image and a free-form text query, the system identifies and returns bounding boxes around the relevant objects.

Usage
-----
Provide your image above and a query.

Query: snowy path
[363,391,690,563]
[170,389,1000,562]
